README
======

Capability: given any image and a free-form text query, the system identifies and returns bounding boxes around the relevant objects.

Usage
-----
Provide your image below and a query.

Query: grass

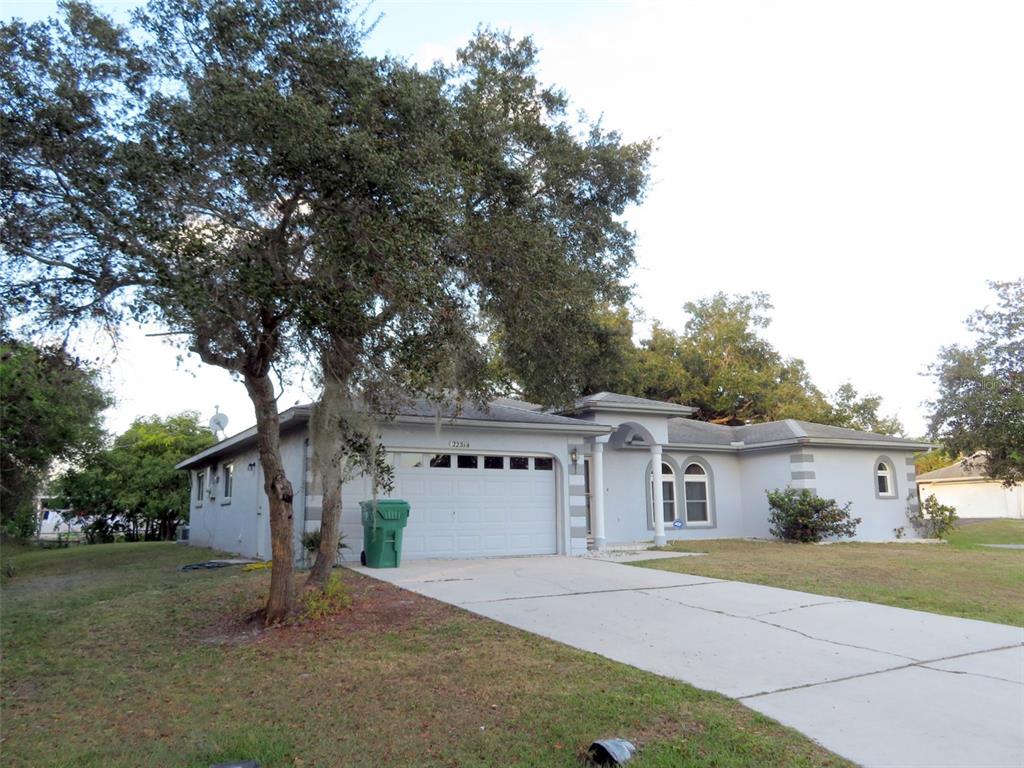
[0,542,850,768]
[640,519,1024,627]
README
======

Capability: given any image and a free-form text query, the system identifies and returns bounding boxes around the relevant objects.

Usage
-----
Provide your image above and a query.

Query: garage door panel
[375,452,557,559]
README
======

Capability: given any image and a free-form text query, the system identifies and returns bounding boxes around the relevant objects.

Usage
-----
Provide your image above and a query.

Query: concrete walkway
[351,555,1024,768]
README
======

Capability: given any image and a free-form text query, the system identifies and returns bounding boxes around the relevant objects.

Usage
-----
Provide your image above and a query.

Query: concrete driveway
[352,555,1024,768]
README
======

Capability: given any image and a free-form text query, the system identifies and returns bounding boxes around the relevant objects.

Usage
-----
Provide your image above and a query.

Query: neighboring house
[36,502,83,540]
[917,453,1024,520]
[176,392,933,562]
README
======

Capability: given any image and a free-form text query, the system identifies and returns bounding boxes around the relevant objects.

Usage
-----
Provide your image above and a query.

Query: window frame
[194,470,205,506]
[221,463,234,504]
[682,463,711,526]
[874,456,897,499]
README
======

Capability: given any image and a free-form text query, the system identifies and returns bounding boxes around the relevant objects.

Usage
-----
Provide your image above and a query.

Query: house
[917,453,1024,519]
[176,392,933,562]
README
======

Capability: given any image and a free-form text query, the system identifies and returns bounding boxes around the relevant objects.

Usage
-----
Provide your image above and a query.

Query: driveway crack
[458,580,723,605]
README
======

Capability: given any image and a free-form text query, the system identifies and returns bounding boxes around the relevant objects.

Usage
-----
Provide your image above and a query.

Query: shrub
[766,488,861,542]
[909,494,958,539]
[301,530,347,554]
[299,572,351,621]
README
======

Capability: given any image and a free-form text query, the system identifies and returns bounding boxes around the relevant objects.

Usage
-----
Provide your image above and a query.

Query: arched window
[875,459,896,498]
[650,462,676,523]
[683,463,710,523]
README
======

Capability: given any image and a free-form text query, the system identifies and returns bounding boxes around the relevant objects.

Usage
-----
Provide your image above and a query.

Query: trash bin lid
[360,499,410,520]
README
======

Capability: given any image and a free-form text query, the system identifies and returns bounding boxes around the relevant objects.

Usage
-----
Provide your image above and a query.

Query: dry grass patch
[0,542,851,768]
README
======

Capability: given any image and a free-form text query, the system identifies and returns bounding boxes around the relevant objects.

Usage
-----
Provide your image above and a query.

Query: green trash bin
[359,499,410,568]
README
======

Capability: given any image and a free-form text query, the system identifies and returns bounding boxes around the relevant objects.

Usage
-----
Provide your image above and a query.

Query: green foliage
[299,572,350,621]
[56,412,215,541]
[301,530,347,554]
[928,279,1024,486]
[825,382,905,436]
[914,447,956,476]
[909,494,958,540]
[0,335,112,538]
[766,488,861,543]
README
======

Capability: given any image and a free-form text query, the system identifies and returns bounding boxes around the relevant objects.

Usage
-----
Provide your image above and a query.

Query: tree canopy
[505,294,904,433]
[0,334,112,537]
[928,279,1023,485]
[56,412,216,541]
[2,0,650,620]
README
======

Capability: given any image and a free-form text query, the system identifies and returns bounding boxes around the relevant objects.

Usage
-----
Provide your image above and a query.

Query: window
[876,460,895,497]
[429,454,451,468]
[683,463,710,523]
[222,463,234,501]
[457,455,478,469]
[195,471,205,503]
[650,462,676,523]
[510,456,529,470]
[484,456,504,469]
[399,453,424,469]
[534,457,553,471]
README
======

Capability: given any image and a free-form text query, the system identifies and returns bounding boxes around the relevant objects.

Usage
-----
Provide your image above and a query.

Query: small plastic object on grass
[587,738,637,765]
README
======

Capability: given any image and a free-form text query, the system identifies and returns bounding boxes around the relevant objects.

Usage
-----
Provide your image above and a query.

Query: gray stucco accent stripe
[791,470,816,480]
[569,504,588,516]
[570,526,588,539]
[906,472,917,482]
[905,456,918,465]
[790,453,815,463]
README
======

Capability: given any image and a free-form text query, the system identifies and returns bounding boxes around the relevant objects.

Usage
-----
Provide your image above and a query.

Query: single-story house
[176,392,933,562]
[917,453,1024,519]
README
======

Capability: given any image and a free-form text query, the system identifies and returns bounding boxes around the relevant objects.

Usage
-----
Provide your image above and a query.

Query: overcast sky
[7,1,1022,438]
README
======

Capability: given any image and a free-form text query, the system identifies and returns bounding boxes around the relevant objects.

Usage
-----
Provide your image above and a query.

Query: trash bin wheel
[360,550,366,566]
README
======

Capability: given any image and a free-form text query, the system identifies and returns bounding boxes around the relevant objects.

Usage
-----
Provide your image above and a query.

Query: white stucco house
[917,454,1024,519]
[176,392,933,562]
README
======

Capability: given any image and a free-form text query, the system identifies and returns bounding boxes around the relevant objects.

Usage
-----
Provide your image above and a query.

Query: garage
[385,451,559,559]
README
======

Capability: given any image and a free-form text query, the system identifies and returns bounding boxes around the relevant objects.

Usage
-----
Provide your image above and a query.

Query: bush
[766,488,861,542]
[299,573,351,621]
[909,494,958,539]
[301,530,347,554]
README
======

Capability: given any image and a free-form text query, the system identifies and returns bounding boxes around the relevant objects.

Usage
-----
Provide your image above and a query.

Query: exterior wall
[736,451,795,538]
[809,448,922,539]
[918,481,1024,520]
[187,427,308,559]
[599,447,746,543]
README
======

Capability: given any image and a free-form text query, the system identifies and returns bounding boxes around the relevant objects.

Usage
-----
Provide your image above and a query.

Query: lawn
[640,519,1024,627]
[0,543,849,768]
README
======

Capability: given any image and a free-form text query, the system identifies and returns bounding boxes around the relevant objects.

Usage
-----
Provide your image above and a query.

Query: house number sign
[449,440,470,449]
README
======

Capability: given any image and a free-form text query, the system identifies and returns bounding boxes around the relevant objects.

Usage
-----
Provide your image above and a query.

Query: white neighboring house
[176,392,933,563]
[36,504,83,540]
[917,454,1024,520]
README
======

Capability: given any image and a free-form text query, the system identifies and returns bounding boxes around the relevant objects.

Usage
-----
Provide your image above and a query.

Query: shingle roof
[666,419,738,446]
[668,417,932,450]
[393,398,593,427]
[917,454,989,481]
[568,391,695,415]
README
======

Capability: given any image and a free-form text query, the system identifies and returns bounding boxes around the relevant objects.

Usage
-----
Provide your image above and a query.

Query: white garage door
[390,452,558,559]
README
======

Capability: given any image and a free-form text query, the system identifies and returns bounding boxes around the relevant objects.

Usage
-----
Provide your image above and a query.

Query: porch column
[591,439,606,550]
[651,444,666,546]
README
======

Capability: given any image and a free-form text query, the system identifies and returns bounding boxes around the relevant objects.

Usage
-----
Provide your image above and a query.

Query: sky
[6,0,1022,438]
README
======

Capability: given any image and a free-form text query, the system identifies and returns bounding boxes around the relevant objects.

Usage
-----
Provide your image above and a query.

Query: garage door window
[457,455,478,469]
[429,454,451,468]
[399,454,424,468]
[484,456,504,469]
[510,456,529,470]
[534,457,553,470]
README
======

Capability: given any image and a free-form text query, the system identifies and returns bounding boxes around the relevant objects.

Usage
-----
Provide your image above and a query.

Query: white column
[591,440,606,550]
[651,444,666,546]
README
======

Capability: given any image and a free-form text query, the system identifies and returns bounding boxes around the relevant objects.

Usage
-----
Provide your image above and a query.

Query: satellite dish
[208,406,229,438]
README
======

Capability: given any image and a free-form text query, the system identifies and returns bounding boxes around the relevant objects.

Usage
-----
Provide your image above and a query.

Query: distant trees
[56,413,215,541]
[513,294,904,433]
[928,279,1023,485]
[0,335,111,538]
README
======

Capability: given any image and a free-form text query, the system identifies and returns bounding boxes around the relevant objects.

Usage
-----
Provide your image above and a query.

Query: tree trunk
[244,371,296,624]
[304,374,346,592]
